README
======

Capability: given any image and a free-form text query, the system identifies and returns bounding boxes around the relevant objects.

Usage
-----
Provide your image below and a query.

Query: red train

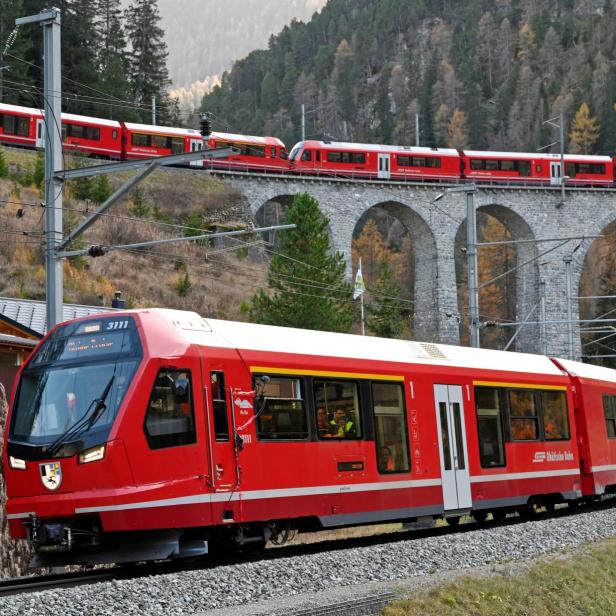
[0,102,288,171]
[1,101,614,185]
[4,309,616,567]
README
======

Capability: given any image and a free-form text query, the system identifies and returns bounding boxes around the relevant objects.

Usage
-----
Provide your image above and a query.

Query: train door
[377,153,391,179]
[190,138,204,167]
[35,119,45,148]
[550,161,562,186]
[201,361,238,491]
[433,384,472,512]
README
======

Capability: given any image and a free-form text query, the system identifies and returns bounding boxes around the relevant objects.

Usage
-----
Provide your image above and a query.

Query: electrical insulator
[88,245,107,258]
[200,112,212,138]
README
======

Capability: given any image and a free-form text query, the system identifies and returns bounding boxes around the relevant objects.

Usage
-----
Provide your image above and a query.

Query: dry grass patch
[382,538,616,616]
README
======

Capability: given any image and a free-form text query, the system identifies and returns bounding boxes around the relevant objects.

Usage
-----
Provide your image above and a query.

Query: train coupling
[25,515,73,552]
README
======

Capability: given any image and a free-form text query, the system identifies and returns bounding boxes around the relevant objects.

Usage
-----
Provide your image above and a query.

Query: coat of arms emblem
[40,462,62,491]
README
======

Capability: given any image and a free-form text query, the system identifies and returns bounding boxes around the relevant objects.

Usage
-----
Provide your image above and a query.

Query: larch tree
[249,193,353,333]
[447,108,470,149]
[125,0,175,124]
[569,102,600,154]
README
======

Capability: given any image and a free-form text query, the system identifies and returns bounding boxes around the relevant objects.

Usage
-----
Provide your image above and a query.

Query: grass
[0,145,264,320]
[382,537,616,616]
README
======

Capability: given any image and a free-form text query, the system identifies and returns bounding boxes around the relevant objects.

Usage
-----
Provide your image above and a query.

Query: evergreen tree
[249,193,353,333]
[0,0,34,105]
[367,260,408,339]
[62,0,103,116]
[125,0,173,124]
[95,0,137,121]
[570,102,600,154]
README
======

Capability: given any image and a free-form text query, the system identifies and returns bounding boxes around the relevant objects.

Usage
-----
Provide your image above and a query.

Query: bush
[0,147,7,178]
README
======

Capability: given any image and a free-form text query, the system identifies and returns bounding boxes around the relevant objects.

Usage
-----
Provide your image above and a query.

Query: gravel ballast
[2,508,616,616]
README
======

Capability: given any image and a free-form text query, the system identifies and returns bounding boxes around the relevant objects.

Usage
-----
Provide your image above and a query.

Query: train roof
[138,309,565,377]
[123,122,201,137]
[555,358,616,383]
[210,132,285,147]
[295,140,459,156]
[0,103,120,127]
[464,150,613,162]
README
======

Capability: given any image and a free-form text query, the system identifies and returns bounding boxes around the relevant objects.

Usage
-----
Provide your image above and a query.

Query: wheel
[544,502,555,514]
[473,511,488,523]
[491,510,506,522]
[445,516,461,527]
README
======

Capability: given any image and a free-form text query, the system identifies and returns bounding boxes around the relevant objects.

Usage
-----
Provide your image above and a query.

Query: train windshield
[289,143,304,161]
[9,317,142,456]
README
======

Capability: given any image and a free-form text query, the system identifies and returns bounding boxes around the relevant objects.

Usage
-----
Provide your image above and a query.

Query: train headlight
[9,456,27,470]
[78,445,106,464]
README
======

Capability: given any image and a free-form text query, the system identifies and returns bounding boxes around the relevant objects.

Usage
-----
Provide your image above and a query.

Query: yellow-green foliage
[382,538,616,616]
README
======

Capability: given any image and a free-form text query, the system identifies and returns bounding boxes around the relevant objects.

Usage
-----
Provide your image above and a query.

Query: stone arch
[579,217,616,366]
[352,200,439,341]
[253,194,295,249]
[454,204,539,352]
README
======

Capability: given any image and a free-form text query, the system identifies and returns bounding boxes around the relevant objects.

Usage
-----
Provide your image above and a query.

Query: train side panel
[554,358,616,496]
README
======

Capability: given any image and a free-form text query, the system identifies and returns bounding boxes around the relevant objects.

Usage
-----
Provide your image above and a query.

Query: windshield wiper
[46,375,115,458]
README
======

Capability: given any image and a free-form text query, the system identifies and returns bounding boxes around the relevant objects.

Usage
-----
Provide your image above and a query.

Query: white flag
[353,259,366,300]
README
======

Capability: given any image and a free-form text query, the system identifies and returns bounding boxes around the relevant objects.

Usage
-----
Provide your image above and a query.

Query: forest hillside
[202,0,616,155]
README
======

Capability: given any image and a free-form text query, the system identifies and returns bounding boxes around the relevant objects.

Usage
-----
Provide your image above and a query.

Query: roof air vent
[418,342,448,360]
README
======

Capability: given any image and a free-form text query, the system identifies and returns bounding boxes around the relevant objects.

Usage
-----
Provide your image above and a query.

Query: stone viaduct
[215,171,616,359]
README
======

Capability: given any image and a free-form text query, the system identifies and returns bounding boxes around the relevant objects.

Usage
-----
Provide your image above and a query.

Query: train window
[144,369,196,449]
[152,135,169,149]
[256,377,307,440]
[112,130,118,140]
[424,157,441,168]
[474,387,505,467]
[17,117,29,137]
[326,151,340,163]
[270,147,277,158]
[86,127,100,141]
[371,382,410,473]
[62,125,68,140]
[576,162,605,175]
[302,150,313,162]
[500,160,514,171]
[2,114,16,134]
[485,160,499,170]
[509,390,539,440]
[171,138,184,154]
[518,160,531,176]
[397,155,411,166]
[210,371,229,441]
[280,149,288,160]
[315,150,321,162]
[413,156,426,167]
[350,152,366,164]
[602,395,616,438]
[70,124,85,139]
[314,379,361,439]
[541,391,570,440]
[565,163,577,178]
[242,144,266,157]
[132,133,150,147]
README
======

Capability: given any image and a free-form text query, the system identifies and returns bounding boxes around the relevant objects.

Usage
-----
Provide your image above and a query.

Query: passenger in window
[317,407,334,437]
[379,446,395,471]
[330,408,356,438]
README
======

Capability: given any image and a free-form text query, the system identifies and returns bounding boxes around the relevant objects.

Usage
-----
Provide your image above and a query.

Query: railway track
[2,496,613,598]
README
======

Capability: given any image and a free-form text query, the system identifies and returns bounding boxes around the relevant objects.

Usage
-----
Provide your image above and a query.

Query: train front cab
[553,358,616,497]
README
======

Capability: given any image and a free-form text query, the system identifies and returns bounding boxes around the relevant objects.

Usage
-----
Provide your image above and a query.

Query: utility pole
[415,113,420,147]
[16,8,63,329]
[564,255,574,360]
[152,95,156,125]
[559,110,566,206]
[301,103,305,142]
[540,279,547,355]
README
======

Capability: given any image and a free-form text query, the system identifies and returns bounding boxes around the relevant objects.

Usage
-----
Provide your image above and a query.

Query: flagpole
[360,292,365,336]
[354,257,366,336]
